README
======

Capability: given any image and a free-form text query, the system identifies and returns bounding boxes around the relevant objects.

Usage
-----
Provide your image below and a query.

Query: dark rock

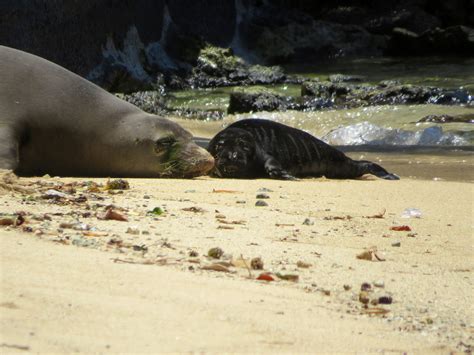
[387,27,421,55]
[303,81,473,107]
[329,74,366,83]
[116,91,167,115]
[366,6,441,35]
[417,114,474,124]
[188,45,289,88]
[227,89,286,114]
[167,0,236,46]
[388,25,474,56]
[244,19,387,64]
[228,88,333,114]
[301,81,352,100]
[378,295,393,304]
[117,91,224,120]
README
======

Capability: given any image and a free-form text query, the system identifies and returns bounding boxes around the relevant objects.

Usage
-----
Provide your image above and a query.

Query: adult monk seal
[207,119,399,180]
[0,46,214,177]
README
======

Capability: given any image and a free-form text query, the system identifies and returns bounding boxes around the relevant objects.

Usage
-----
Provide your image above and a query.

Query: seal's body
[0,46,213,177]
[207,119,399,180]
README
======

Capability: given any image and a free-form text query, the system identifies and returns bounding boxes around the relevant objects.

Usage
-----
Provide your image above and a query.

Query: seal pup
[207,119,399,180]
[0,45,214,177]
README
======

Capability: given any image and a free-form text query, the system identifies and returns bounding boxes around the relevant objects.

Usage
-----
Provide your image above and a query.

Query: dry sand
[0,171,472,353]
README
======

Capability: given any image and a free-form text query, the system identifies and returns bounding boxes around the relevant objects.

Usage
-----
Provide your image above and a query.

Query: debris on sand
[105,179,130,190]
[256,273,275,282]
[390,225,411,231]
[208,247,224,259]
[98,208,128,222]
[364,209,386,219]
[356,247,386,262]
[250,257,264,270]
[201,263,233,273]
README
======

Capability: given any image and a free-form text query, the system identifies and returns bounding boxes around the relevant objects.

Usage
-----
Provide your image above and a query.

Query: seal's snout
[181,143,215,177]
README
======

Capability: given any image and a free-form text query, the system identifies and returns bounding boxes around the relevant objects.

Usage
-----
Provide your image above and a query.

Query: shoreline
[1,174,472,353]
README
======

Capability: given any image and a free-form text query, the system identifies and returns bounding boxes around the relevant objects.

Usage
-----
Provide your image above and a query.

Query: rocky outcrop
[388,25,474,55]
[228,81,473,114]
[302,80,472,106]
[227,88,333,114]
[187,46,295,88]
[1,0,472,92]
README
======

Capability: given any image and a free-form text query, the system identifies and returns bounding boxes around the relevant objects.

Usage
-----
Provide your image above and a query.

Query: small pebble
[143,195,151,199]
[256,193,270,199]
[208,247,224,259]
[296,261,312,268]
[359,291,370,304]
[360,282,372,291]
[373,280,385,288]
[126,227,140,235]
[189,250,198,257]
[343,284,352,291]
[392,241,401,247]
[236,200,246,204]
[255,200,268,207]
[378,296,393,304]
[250,257,264,270]
[258,188,273,192]
[302,218,314,226]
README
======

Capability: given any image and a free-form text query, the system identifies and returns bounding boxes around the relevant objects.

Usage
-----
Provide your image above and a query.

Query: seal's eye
[154,137,176,153]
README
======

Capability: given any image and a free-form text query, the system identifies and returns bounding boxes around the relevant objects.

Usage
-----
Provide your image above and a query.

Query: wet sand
[0,172,472,353]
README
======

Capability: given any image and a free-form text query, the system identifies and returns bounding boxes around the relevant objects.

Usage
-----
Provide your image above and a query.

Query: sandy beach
[0,171,472,353]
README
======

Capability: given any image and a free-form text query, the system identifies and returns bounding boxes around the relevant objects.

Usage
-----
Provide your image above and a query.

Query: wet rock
[228,87,332,114]
[188,45,289,89]
[417,114,474,124]
[227,89,287,114]
[329,74,365,83]
[302,80,472,108]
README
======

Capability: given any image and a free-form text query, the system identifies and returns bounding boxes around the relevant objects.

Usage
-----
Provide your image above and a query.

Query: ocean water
[169,57,474,182]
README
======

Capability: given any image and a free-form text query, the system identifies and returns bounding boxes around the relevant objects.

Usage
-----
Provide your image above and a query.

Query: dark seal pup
[207,119,399,180]
[0,45,214,178]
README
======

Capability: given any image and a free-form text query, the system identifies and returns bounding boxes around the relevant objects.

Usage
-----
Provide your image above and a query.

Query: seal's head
[113,115,215,178]
[207,127,258,178]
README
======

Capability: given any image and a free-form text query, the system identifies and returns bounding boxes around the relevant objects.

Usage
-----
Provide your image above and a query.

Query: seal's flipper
[264,156,297,180]
[0,129,19,171]
[358,161,400,180]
